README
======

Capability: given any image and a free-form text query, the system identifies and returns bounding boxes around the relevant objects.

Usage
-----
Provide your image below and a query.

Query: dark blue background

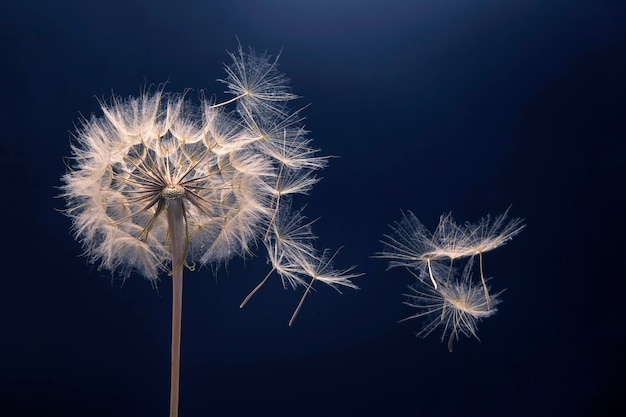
[1,1,624,416]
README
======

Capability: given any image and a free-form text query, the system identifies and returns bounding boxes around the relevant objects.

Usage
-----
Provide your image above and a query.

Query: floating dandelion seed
[375,210,451,288]
[462,207,525,307]
[376,208,523,350]
[61,45,359,417]
[400,258,502,352]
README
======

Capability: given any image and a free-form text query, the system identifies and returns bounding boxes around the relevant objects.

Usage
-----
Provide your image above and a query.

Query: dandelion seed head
[61,45,361,417]
[61,47,360,303]
[62,89,270,279]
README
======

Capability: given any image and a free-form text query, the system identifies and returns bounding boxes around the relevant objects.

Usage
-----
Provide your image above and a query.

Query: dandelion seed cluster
[61,46,362,417]
[61,46,359,310]
[377,209,525,351]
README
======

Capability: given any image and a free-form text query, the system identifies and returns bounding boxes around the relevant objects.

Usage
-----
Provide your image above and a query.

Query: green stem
[167,200,185,417]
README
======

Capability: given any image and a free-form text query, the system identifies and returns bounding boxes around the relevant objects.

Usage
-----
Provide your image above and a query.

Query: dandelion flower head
[60,46,355,296]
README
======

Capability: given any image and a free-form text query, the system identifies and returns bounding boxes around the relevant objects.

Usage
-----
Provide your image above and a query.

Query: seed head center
[162,184,185,200]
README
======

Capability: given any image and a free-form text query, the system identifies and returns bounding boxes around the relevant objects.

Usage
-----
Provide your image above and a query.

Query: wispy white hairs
[376,208,524,351]
[61,44,360,417]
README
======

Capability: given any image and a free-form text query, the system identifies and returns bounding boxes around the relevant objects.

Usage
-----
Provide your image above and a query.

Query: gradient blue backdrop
[1,0,624,416]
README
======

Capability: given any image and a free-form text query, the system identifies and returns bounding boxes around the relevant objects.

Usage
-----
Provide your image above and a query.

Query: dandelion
[400,259,502,352]
[240,204,316,307]
[285,247,361,326]
[377,208,523,350]
[218,46,298,115]
[431,213,476,269]
[462,207,525,307]
[61,45,358,417]
[375,210,448,288]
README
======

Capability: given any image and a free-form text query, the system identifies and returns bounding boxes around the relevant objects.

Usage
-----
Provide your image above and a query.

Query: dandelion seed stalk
[165,195,186,417]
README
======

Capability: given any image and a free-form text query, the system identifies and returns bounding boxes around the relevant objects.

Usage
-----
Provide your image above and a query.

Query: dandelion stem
[441,257,454,320]
[289,276,316,326]
[166,200,186,417]
[478,252,491,309]
[427,259,437,289]
[264,163,285,241]
[448,315,460,352]
[240,267,275,308]
[264,194,281,242]
[209,93,248,108]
